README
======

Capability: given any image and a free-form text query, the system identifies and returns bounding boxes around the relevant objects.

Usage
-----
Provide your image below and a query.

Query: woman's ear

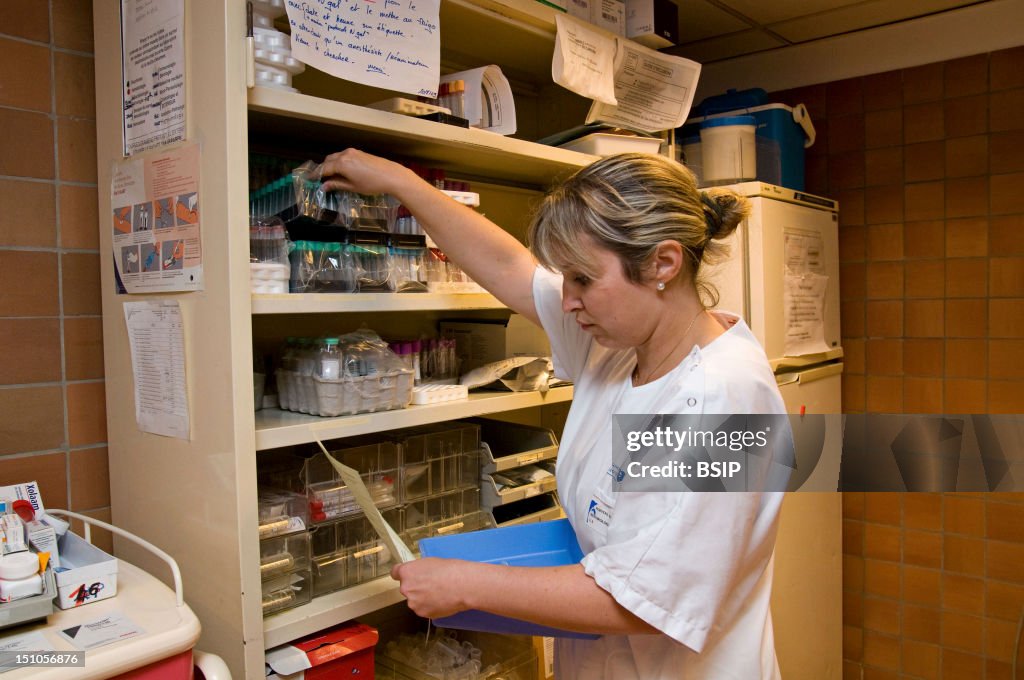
[651,240,684,285]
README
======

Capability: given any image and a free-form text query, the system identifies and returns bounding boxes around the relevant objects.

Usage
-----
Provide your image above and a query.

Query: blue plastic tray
[418,519,599,639]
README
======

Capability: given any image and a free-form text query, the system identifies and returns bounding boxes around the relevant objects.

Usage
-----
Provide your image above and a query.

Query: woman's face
[559,240,657,350]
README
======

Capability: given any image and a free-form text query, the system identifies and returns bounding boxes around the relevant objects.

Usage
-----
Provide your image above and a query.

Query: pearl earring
[656,281,665,291]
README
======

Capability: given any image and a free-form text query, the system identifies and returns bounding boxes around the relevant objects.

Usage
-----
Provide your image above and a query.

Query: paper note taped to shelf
[553,15,700,133]
[284,0,441,98]
[318,443,415,564]
[552,14,618,105]
[440,66,516,135]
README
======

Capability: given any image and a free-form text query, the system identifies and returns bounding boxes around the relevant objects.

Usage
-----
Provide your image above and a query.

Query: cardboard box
[566,0,591,20]
[54,531,119,609]
[265,623,378,679]
[592,0,625,35]
[441,315,551,373]
[625,0,678,48]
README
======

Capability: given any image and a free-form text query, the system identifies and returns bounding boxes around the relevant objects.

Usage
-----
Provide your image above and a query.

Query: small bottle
[317,338,341,380]
[451,80,465,119]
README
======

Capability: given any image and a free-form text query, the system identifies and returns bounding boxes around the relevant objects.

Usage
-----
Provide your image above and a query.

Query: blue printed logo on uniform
[588,500,599,517]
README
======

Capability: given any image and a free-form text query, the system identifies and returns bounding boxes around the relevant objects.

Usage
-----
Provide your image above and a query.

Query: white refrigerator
[705,182,844,680]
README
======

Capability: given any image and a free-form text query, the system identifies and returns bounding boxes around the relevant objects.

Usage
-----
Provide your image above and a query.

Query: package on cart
[266,622,379,679]
[53,530,119,609]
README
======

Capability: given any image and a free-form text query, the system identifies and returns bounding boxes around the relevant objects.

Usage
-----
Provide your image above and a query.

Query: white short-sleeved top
[532,266,786,680]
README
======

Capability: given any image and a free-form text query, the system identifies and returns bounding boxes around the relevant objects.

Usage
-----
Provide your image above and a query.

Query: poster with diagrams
[110,142,202,293]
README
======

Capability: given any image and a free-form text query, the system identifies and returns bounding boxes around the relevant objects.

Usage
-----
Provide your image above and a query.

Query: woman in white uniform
[320,149,786,679]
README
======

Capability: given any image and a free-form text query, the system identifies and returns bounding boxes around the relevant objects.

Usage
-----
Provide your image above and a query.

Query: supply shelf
[251,292,507,314]
[255,386,574,450]
[247,87,596,187]
[263,576,402,649]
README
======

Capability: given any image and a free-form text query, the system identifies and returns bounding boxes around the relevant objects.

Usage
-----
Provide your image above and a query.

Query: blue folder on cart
[418,519,600,639]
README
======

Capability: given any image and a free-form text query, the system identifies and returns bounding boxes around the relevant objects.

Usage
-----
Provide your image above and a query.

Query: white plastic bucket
[700,115,757,184]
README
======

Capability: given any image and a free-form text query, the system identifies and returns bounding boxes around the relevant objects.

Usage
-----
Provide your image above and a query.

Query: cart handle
[46,509,185,608]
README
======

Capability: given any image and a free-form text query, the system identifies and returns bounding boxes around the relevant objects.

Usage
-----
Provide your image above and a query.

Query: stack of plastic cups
[251,0,304,92]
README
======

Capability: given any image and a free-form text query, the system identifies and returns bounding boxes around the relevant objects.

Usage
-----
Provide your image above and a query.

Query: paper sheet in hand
[284,0,441,98]
[319,446,415,563]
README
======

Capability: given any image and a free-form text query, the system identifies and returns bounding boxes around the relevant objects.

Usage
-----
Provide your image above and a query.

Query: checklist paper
[123,300,190,439]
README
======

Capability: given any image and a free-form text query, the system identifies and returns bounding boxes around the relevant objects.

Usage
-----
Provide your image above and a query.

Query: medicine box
[440,315,551,373]
[625,0,678,48]
[266,622,379,680]
[592,0,625,35]
[53,530,119,610]
[419,519,598,638]
[566,0,590,20]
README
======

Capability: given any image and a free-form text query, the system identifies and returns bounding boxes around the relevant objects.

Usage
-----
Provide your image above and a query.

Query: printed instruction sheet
[121,0,186,156]
[111,143,202,293]
[552,14,701,133]
[284,0,441,98]
[783,230,831,356]
[123,301,190,439]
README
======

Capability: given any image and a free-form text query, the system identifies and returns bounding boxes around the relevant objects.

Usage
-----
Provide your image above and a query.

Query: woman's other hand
[391,557,472,619]
[318,148,415,197]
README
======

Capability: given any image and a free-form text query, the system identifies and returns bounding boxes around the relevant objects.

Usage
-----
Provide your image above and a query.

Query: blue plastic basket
[418,519,599,639]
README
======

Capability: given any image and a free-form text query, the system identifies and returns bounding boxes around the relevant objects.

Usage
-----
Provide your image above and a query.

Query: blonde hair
[528,153,749,307]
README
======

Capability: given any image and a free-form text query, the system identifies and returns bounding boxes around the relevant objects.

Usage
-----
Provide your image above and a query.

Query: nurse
[320,148,786,679]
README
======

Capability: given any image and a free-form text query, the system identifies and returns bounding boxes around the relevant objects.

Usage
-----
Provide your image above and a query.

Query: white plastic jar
[699,115,757,185]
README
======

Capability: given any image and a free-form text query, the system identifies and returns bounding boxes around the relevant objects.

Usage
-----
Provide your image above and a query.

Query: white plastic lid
[0,551,40,581]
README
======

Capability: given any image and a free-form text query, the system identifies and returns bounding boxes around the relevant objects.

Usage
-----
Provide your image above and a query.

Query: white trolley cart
[1,510,230,680]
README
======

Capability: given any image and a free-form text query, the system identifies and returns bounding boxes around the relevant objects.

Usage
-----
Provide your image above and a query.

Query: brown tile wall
[776,46,1024,680]
[0,1,109,551]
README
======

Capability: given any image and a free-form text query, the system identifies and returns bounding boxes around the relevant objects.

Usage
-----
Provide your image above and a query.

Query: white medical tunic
[532,267,786,680]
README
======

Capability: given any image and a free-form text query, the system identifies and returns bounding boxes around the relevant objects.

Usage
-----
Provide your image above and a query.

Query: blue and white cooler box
[680,88,817,190]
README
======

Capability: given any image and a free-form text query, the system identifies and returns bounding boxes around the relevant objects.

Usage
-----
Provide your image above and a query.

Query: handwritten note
[285,0,440,98]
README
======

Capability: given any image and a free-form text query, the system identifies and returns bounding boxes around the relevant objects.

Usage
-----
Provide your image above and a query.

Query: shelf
[439,0,561,84]
[255,386,574,450]
[247,87,596,187]
[263,577,403,649]
[252,292,507,314]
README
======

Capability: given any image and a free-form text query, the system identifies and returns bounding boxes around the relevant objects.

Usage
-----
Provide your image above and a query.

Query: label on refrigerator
[784,230,825,275]
[783,273,831,357]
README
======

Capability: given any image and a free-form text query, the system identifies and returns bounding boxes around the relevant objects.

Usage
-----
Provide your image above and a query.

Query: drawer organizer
[472,419,564,527]
[258,422,495,612]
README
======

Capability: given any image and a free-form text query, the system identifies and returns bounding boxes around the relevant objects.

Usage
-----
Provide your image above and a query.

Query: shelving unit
[94,2,583,677]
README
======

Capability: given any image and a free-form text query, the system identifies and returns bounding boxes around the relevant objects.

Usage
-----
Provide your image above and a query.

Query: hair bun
[700,190,749,241]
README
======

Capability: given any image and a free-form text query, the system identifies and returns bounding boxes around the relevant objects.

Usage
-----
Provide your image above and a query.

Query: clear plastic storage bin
[304,441,400,523]
[259,531,311,580]
[261,569,312,616]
